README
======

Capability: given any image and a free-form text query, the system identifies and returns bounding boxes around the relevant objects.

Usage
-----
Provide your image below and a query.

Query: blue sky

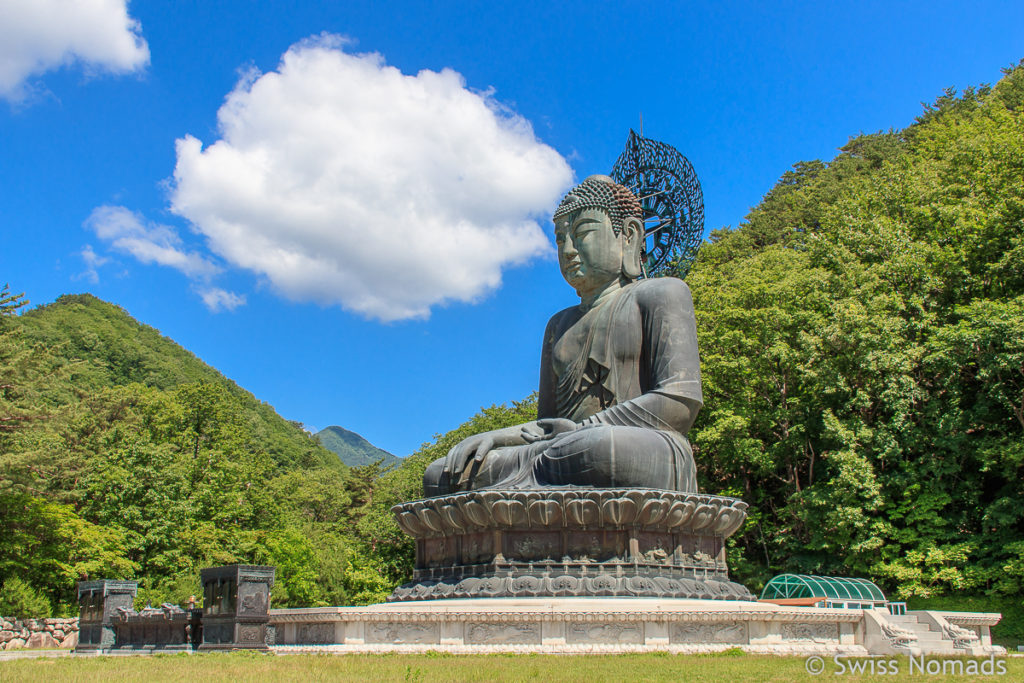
[3,1,1022,457]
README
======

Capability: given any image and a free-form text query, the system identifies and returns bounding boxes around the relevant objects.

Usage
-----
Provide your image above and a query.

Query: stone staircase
[885,613,963,654]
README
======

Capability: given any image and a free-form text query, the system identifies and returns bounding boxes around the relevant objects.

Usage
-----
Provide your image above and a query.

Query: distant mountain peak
[316,425,399,468]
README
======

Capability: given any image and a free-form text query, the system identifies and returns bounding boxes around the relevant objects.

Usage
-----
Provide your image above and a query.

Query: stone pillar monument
[198,564,275,650]
[75,579,137,651]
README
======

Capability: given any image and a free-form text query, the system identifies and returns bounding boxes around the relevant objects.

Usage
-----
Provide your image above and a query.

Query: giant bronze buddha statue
[423,174,702,495]
[396,174,751,602]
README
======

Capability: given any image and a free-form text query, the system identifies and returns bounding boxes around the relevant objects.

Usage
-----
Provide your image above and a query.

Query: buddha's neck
[579,277,628,312]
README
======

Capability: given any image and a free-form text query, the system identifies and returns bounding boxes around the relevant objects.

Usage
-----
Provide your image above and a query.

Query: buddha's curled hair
[553,174,643,236]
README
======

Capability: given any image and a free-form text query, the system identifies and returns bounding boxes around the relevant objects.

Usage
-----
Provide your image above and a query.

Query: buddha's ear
[621,216,643,280]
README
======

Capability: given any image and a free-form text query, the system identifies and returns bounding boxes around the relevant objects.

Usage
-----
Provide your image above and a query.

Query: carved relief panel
[366,622,440,645]
[671,621,748,644]
[567,622,644,644]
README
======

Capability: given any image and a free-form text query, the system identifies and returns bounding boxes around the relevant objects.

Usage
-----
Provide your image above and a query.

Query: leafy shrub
[0,577,52,619]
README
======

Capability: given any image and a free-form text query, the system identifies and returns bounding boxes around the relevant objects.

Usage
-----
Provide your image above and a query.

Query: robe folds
[425,277,703,494]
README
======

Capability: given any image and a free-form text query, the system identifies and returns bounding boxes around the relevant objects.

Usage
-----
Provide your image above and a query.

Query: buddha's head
[552,175,644,297]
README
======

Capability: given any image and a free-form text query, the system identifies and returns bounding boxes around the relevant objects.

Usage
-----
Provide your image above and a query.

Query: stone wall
[0,617,79,650]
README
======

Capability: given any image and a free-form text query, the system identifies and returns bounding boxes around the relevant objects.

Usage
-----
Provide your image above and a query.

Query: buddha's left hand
[521,418,577,443]
[443,432,497,480]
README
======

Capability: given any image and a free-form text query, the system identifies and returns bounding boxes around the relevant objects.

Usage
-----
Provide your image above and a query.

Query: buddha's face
[554,207,624,297]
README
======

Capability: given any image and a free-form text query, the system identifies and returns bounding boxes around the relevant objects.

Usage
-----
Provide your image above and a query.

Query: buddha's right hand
[443,433,496,479]
[521,418,577,443]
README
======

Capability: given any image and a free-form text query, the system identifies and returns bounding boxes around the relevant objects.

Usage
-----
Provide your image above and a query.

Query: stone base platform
[268,598,1006,656]
[269,598,870,654]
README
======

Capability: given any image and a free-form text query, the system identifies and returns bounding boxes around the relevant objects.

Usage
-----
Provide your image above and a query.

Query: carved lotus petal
[439,504,465,531]
[429,582,453,597]
[566,499,600,527]
[601,497,638,527]
[689,503,716,531]
[511,576,541,593]
[638,499,666,526]
[549,575,579,593]
[396,511,425,536]
[664,501,695,528]
[454,578,481,597]
[479,491,504,507]
[625,490,646,506]
[528,500,562,527]
[712,506,746,536]
[457,499,490,528]
[626,576,655,594]
[420,507,446,533]
[491,499,528,527]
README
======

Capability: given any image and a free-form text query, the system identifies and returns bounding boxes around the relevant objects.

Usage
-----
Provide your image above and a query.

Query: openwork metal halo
[610,130,704,277]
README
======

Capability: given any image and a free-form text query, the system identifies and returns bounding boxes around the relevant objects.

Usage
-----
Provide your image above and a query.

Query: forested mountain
[316,426,399,468]
[19,294,340,471]
[0,292,389,615]
[682,65,1024,606]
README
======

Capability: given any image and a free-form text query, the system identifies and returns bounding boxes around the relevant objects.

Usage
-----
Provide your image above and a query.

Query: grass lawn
[1,652,1020,682]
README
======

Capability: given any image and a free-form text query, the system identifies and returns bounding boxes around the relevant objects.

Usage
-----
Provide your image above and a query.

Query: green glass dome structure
[760,575,887,603]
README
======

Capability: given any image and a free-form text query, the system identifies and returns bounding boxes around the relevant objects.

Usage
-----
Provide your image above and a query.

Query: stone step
[887,614,921,624]
[913,632,946,643]
[919,641,958,654]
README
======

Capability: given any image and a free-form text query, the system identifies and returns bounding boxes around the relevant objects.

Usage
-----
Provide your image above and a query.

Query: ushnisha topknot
[553,174,644,236]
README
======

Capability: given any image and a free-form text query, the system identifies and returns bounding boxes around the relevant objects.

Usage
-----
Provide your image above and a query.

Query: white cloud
[85,205,221,280]
[197,287,246,313]
[0,0,149,102]
[79,244,109,283]
[170,34,573,321]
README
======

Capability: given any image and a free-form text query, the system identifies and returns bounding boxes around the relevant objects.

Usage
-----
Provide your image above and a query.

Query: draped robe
[423,277,702,494]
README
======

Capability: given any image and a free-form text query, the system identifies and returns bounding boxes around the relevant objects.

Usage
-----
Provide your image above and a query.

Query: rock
[27,632,59,649]
[53,629,66,640]
[25,619,40,630]
[59,631,78,649]
[43,618,61,625]
[6,638,26,650]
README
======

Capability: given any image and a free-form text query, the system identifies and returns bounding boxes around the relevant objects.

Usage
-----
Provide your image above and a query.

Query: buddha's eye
[573,226,597,240]
[571,218,600,239]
